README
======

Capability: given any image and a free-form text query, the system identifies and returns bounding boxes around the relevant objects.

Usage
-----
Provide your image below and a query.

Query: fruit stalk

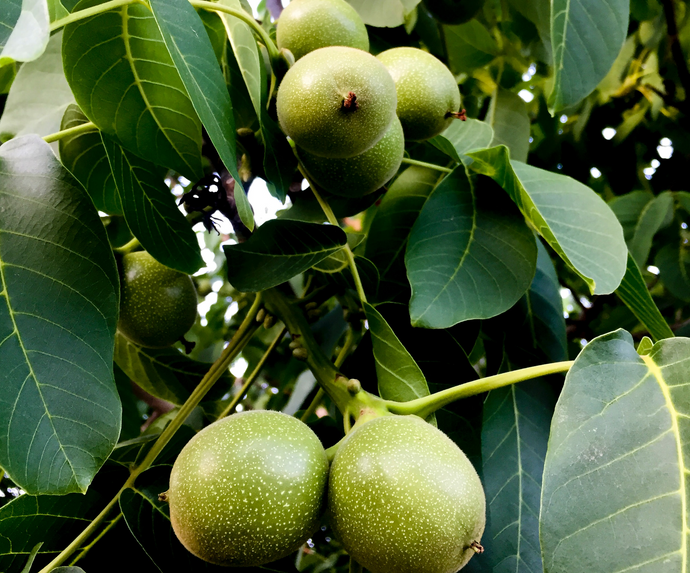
[385,360,574,418]
[37,294,264,573]
[190,0,281,62]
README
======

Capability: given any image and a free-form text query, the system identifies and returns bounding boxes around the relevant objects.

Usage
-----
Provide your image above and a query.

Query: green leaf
[406,167,537,328]
[19,543,42,573]
[468,146,627,295]
[0,0,49,66]
[62,0,203,180]
[655,242,690,301]
[101,134,203,274]
[0,135,120,495]
[429,118,494,164]
[363,302,434,418]
[0,466,125,572]
[345,0,421,27]
[0,31,73,143]
[549,0,630,113]
[59,104,122,215]
[0,0,22,55]
[47,0,68,21]
[364,165,441,300]
[444,20,499,75]
[609,190,673,268]
[148,0,253,231]
[486,88,531,163]
[506,0,551,63]
[217,0,262,120]
[224,219,347,291]
[481,379,555,573]
[108,426,196,469]
[540,330,690,572]
[616,253,673,341]
[114,332,231,406]
[261,111,296,203]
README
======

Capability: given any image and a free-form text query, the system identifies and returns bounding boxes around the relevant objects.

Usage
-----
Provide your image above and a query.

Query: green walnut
[276,0,369,61]
[377,47,461,141]
[328,415,486,573]
[277,46,398,158]
[167,410,329,566]
[423,0,486,25]
[298,116,404,197]
[117,251,197,348]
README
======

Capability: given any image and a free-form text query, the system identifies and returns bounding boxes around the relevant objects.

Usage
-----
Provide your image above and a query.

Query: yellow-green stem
[218,325,287,419]
[401,157,453,173]
[385,361,574,419]
[301,171,367,305]
[69,513,123,565]
[113,238,141,255]
[189,0,280,62]
[50,0,141,31]
[38,294,263,573]
[43,122,97,144]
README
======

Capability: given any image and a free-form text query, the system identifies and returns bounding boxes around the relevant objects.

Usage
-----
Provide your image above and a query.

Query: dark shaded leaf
[225,219,347,291]
[0,135,120,494]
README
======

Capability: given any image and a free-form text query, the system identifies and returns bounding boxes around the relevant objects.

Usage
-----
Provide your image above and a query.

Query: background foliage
[2,0,690,572]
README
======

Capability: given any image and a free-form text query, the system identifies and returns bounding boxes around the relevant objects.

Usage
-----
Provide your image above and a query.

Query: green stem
[218,325,287,419]
[50,0,140,31]
[113,237,141,255]
[299,327,355,421]
[69,513,123,565]
[386,361,574,419]
[38,294,263,573]
[189,0,281,62]
[304,175,367,305]
[349,557,364,573]
[43,122,97,144]
[400,157,453,173]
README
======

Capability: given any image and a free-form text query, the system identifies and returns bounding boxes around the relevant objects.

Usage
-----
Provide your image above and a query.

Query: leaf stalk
[43,122,97,144]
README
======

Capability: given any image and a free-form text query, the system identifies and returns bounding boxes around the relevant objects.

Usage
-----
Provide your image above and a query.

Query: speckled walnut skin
[328,415,486,573]
[168,410,329,567]
[276,46,398,159]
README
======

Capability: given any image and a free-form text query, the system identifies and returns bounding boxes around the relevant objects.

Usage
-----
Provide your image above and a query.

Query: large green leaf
[486,88,531,163]
[429,118,494,164]
[616,253,673,341]
[0,32,73,143]
[148,0,253,231]
[468,146,627,295]
[480,379,555,573]
[364,165,441,300]
[0,466,125,572]
[0,135,120,495]
[549,0,630,113]
[609,190,673,268]
[62,0,203,180]
[0,0,22,54]
[541,330,690,572]
[363,302,432,407]
[406,167,537,328]
[58,104,121,215]
[217,0,261,119]
[345,0,421,27]
[224,219,347,291]
[101,134,203,274]
[114,332,231,406]
[0,0,49,66]
[444,20,499,75]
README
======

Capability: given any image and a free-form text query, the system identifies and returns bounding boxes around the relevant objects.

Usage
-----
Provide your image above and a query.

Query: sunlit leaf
[345,0,421,27]
[0,0,49,66]
[541,330,690,572]
[429,118,494,164]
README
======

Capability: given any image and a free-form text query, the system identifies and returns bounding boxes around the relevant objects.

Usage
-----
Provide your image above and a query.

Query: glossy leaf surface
[0,135,120,495]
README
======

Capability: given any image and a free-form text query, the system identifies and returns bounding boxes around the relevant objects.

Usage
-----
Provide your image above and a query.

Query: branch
[661,0,690,109]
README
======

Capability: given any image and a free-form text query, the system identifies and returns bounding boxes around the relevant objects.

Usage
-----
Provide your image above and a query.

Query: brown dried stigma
[342,91,359,111]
